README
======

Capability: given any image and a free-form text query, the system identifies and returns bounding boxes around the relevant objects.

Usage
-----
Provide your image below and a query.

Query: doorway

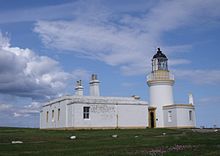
[148,108,156,128]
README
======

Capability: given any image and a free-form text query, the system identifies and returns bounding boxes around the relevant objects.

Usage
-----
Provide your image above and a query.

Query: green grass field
[0,127,220,156]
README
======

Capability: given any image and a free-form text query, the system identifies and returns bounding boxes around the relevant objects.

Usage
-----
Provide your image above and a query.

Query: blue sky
[0,0,220,128]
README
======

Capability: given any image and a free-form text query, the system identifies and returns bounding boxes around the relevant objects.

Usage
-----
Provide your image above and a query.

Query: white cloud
[175,69,220,85]
[144,0,220,34]
[198,96,220,105]
[121,82,138,88]
[0,1,80,24]
[0,101,40,118]
[169,59,191,66]
[13,112,23,117]
[13,112,31,118]
[34,0,220,75]
[0,32,72,99]
[13,101,41,117]
[72,69,91,81]
[0,103,12,111]
[120,63,148,76]
[24,101,41,109]
[34,19,157,75]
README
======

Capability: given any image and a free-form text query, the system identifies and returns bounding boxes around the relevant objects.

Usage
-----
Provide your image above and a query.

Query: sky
[0,0,220,128]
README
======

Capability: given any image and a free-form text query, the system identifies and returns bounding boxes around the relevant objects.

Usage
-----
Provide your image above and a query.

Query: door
[148,108,156,128]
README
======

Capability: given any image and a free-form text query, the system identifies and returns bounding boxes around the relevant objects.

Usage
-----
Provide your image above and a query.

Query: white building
[40,48,196,129]
[147,48,196,128]
[40,75,148,129]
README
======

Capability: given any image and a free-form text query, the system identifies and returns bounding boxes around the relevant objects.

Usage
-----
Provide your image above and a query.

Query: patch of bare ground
[131,144,198,155]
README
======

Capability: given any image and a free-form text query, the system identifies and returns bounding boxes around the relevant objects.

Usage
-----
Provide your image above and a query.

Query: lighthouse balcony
[147,70,174,81]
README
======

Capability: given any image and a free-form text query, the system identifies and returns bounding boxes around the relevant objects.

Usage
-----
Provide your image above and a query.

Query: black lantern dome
[153,48,167,59]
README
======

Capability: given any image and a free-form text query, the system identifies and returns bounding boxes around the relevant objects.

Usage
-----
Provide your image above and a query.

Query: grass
[0,127,220,156]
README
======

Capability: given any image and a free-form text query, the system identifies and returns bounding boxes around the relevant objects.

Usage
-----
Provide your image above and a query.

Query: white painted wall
[89,80,100,96]
[67,104,73,127]
[149,83,174,127]
[70,103,148,128]
[75,87,83,96]
[176,107,196,128]
[163,108,177,127]
[40,99,70,129]
[118,104,148,128]
[73,103,117,128]
[40,97,149,129]
[163,105,196,128]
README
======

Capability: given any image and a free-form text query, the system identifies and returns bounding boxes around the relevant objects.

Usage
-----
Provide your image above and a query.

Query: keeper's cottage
[40,48,196,129]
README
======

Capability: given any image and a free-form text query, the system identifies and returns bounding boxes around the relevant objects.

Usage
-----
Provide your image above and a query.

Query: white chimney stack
[89,74,100,96]
[75,80,83,96]
[189,93,194,105]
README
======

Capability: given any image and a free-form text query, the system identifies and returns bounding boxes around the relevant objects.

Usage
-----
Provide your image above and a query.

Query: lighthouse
[147,48,175,128]
[40,49,196,130]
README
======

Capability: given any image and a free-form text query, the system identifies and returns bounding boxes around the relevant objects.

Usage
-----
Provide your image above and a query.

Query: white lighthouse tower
[147,48,175,128]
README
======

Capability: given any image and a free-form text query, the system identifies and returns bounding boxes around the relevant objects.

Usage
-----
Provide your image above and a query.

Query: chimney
[75,80,83,96]
[188,93,194,105]
[89,74,100,96]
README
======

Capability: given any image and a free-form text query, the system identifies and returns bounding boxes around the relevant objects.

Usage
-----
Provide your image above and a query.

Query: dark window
[46,111,49,122]
[58,109,60,121]
[52,110,54,122]
[189,110,192,121]
[168,111,172,122]
[83,107,90,119]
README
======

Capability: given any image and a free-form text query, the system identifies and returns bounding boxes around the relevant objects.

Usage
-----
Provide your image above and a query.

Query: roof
[163,104,195,109]
[153,48,167,59]
[43,95,148,107]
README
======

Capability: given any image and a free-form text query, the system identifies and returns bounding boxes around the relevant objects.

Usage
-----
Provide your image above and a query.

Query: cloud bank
[34,0,220,78]
[0,33,71,99]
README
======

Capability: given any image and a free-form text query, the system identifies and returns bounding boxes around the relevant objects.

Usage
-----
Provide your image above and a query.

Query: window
[58,109,60,121]
[52,110,54,122]
[168,111,172,122]
[83,107,90,119]
[189,110,192,121]
[46,111,49,123]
